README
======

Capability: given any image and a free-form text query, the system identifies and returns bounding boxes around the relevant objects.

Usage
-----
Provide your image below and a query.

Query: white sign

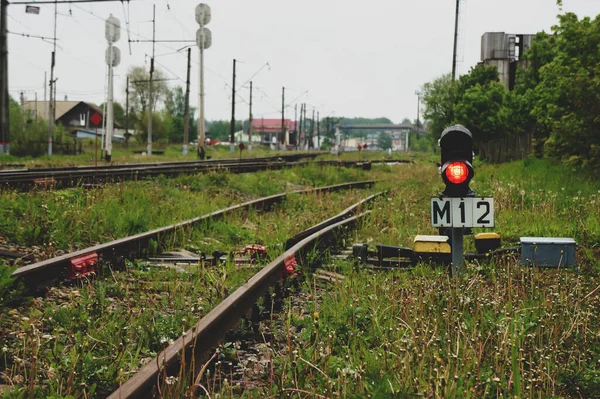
[431,197,494,228]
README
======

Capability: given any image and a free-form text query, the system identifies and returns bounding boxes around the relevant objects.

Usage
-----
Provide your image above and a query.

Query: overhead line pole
[248,80,252,151]
[183,47,191,156]
[310,107,315,150]
[294,103,297,150]
[229,58,236,152]
[451,0,460,81]
[317,111,320,150]
[147,4,155,156]
[298,104,304,150]
[125,76,129,146]
[0,0,8,155]
[48,0,57,156]
[280,86,284,149]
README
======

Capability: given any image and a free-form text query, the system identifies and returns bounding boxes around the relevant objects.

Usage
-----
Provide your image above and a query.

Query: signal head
[439,125,475,197]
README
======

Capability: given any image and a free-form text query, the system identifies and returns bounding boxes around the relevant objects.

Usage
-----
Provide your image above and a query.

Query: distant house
[22,101,125,142]
[250,118,295,145]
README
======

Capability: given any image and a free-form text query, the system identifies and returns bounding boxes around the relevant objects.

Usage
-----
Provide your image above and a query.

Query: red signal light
[445,162,469,184]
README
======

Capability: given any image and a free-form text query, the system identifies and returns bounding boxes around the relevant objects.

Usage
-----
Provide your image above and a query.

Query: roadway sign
[431,197,494,228]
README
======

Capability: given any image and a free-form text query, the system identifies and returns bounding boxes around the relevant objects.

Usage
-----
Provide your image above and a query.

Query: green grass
[0,165,374,252]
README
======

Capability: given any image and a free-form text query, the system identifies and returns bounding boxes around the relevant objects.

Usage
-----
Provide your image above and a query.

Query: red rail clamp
[69,253,98,279]
[284,254,298,276]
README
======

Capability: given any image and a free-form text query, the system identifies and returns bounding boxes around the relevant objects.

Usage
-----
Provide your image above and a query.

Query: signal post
[431,125,494,276]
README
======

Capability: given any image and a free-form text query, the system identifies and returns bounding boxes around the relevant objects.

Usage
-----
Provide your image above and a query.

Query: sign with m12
[431,197,494,228]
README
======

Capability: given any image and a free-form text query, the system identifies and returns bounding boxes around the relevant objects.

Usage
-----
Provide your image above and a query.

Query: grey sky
[6,0,600,123]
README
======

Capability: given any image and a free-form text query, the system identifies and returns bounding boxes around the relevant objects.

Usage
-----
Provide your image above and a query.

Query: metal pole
[281,86,285,150]
[299,103,303,150]
[229,58,236,152]
[303,103,307,150]
[44,72,47,121]
[197,20,205,159]
[248,81,252,151]
[105,42,114,162]
[317,111,320,150]
[48,52,55,155]
[48,1,57,155]
[183,47,191,156]
[0,0,8,155]
[451,227,464,276]
[294,103,297,150]
[125,76,129,147]
[310,108,315,150]
[452,0,460,81]
[147,4,155,156]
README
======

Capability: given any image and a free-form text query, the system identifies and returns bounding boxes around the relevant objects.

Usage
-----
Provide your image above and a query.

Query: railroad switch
[69,253,98,279]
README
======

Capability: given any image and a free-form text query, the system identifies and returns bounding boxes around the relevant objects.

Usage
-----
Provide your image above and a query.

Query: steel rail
[0,153,321,175]
[12,180,376,282]
[0,159,374,190]
[108,194,381,399]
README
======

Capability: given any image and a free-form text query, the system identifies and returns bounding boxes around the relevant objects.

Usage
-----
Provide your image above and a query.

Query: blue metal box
[520,237,576,268]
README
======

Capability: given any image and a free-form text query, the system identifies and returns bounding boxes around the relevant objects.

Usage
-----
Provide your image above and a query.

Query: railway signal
[439,125,474,197]
[430,125,494,277]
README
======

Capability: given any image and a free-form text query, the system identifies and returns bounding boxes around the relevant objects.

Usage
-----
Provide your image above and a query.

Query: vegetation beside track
[0,164,374,253]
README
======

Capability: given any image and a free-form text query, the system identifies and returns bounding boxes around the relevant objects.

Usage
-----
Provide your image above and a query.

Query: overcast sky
[7,0,600,123]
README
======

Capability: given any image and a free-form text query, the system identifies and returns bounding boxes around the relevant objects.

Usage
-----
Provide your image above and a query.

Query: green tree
[377,132,392,151]
[527,13,600,166]
[422,74,458,142]
[454,81,509,144]
[207,120,243,142]
[126,66,170,114]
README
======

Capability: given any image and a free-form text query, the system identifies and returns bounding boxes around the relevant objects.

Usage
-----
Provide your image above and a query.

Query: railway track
[0,153,386,191]
[107,193,381,398]
[11,180,375,284]
[1,180,380,397]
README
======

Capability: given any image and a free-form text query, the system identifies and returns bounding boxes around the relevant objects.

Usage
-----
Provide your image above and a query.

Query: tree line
[422,12,600,167]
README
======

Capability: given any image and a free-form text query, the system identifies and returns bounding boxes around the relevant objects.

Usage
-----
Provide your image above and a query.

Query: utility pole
[310,108,315,149]
[452,0,460,81]
[183,47,191,156]
[48,1,57,156]
[280,86,285,149]
[294,103,298,150]
[412,90,422,153]
[317,111,320,150]
[44,72,47,121]
[229,58,236,152]
[298,103,304,150]
[248,81,253,151]
[0,0,9,155]
[147,4,155,156]
[303,103,307,150]
[125,76,129,147]
[326,116,329,148]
